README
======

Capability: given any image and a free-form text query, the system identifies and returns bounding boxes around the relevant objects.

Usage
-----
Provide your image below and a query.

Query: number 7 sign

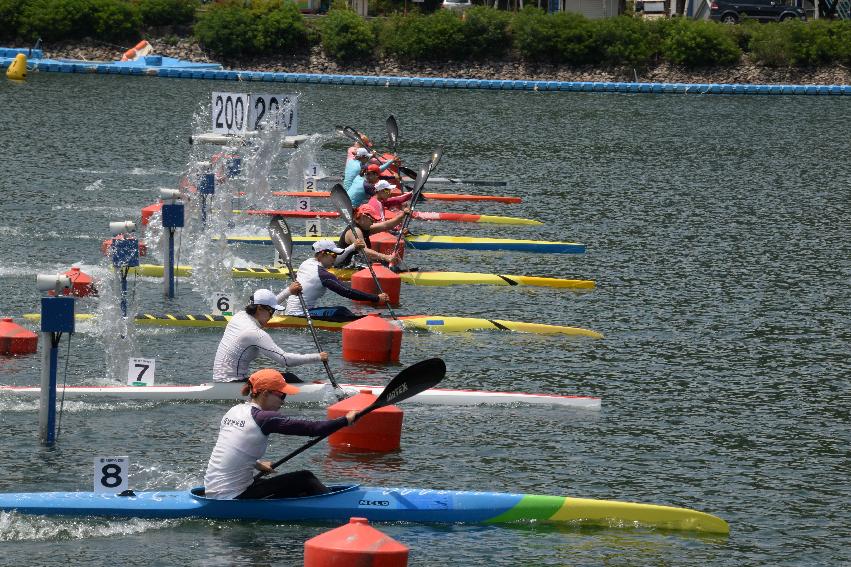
[127,357,156,386]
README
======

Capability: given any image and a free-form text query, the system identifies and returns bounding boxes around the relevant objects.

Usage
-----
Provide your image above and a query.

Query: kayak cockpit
[190,484,360,501]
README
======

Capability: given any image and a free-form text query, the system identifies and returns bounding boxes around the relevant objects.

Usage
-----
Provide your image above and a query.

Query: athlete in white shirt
[204,369,357,499]
[212,287,328,382]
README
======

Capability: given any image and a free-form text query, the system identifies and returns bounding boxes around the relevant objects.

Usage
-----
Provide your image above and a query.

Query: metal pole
[38,332,58,446]
[164,228,175,298]
[121,272,128,317]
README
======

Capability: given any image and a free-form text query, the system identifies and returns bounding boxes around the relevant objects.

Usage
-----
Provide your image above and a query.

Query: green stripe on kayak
[486,494,567,523]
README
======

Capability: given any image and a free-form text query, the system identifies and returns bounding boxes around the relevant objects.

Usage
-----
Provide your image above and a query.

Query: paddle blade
[386,115,398,152]
[413,162,430,196]
[268,217,295,268]
[330,184,355,227]
[429,146,443,172]
[366,358,446,414]
[399,166,418,180]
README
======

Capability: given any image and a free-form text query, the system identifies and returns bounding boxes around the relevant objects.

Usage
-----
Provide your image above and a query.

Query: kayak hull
[0,382,601,409]
[0,485,729,534]
[22,313,603,337]
[272,191,521,204]
[242,209,541,225]
[224,234,586,254]
[129,264,595,290]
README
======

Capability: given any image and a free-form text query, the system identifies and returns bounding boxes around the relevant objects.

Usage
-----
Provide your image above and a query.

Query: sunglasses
[268,391,287,400]
[323,251,338,258]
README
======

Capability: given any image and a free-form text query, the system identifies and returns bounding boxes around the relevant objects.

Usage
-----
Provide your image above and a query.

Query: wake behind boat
[0,484,729,534]
[0,382,601,409]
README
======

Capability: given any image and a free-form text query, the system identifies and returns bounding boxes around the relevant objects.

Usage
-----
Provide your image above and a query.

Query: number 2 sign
[127,357,156,386]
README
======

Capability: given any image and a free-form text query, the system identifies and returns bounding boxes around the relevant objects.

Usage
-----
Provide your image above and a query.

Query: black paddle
[329,184,399,321]
[386,115,398,154]
[255,357,446,478]
[390,158,435,261]
[267,217,342,394]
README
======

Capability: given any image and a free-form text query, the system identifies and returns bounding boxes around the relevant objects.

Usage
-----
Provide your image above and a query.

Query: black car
[709,0,807,23]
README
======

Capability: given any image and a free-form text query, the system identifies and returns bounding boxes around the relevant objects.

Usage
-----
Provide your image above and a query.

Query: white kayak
[0,382,601,409]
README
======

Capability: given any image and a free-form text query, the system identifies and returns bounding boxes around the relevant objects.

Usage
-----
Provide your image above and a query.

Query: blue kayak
[0,484,729,533]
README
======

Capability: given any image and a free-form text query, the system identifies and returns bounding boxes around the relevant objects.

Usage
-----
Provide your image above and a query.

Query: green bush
[91,0,142,41]
[835,20,851,65]
[135,0,197,28]
[462,6,512,60]
[512,8,595,65]
[254,1,308,53]
[379,11,467,61]
[0,0,25,41]
[194,2,258,57]
[749,20,836,67]
[321,7,374,62]
[591,15,654,66]
[661,19,740,67]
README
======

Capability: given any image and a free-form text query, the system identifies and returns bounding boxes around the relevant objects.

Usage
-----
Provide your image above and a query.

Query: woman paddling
[204,369,357,500]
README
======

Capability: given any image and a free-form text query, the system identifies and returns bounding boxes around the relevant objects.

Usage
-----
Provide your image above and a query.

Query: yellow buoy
[6,53,27,80]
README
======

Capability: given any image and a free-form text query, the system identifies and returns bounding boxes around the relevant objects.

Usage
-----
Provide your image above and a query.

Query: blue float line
[2,53,849,95]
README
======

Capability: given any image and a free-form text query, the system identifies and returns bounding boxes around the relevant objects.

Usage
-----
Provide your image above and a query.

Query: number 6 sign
[94,456,129,493]
[127,357,156,386]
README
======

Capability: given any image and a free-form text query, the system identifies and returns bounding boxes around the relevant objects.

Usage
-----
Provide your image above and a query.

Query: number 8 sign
[94,456,129,493]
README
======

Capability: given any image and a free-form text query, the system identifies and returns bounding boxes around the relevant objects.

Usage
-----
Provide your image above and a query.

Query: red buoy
[141,202,163,227]
[304,517,409,567]
[327,389,403,452]
[0,318,38,355]
[370,231,404,260]
[350,264,401,307]
[342,314,402,363]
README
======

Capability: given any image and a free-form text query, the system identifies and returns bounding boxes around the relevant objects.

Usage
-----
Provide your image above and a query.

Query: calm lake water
[0,74,849,565]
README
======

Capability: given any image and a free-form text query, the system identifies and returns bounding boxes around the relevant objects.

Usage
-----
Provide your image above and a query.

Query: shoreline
[22,38,851,86]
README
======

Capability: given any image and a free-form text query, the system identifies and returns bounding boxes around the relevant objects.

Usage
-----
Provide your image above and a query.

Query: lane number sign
[127,357,156,386]
[303,177,318,192]
[213,292,233,316]
[94,456,129,493]
[306,220,321,237]
[296,197,311,212]
[304,163,321,178]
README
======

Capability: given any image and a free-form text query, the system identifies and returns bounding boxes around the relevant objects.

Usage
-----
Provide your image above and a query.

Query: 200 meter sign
[212,92,298,136]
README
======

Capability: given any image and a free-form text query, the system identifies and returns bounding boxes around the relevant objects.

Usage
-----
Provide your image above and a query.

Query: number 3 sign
[94,456,129,493]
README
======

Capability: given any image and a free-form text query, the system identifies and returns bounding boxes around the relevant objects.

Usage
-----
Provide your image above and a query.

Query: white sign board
[296,197,312,212]
[303,177,318,192]
[211,92,249,136]
[306,220,322,237]
[213,292,233,316]
[212,93,299,136]
[304,163,321,178]
[249,93,298,135]
[94,456,129,493]
[127,357,156,386]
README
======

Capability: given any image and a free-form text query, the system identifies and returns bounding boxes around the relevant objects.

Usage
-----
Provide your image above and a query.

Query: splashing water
[0,511,179,541]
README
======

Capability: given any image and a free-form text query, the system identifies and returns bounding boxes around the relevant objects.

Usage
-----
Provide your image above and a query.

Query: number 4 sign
[127,357,156,386]
[94,456,129,493]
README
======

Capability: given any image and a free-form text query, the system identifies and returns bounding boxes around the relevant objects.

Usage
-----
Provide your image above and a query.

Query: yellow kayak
[129,264,595,290]
[23,313,602,338]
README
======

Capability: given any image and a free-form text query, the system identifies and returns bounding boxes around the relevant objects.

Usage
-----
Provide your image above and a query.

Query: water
[1,74,849,565]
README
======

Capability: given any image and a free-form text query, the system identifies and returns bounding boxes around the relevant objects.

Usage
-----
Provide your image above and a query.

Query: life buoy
[120,40,152,62]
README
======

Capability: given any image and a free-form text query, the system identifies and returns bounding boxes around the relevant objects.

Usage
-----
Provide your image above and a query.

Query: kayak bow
[271,191,521,204]
[240,209,542,226]
[0,484,729,534]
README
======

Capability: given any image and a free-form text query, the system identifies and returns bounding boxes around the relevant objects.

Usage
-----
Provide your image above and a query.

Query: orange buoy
[0,318,38,355]
[141,202,163,226]
[350,264,401,306]
[342,313,402,363]
[304,517,409,566]
[327,389,403,452]
[370,231,404,260]
[49,267,96,297]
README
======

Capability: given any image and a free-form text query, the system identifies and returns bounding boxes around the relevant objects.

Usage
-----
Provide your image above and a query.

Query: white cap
[250,289,285,311]
[312,240,345,254]
[355,147,371,158]
[374,180,393,192]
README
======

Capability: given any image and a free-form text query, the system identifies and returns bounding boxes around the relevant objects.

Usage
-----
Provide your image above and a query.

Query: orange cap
[248,369,300,395]
[356,204,380,220]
